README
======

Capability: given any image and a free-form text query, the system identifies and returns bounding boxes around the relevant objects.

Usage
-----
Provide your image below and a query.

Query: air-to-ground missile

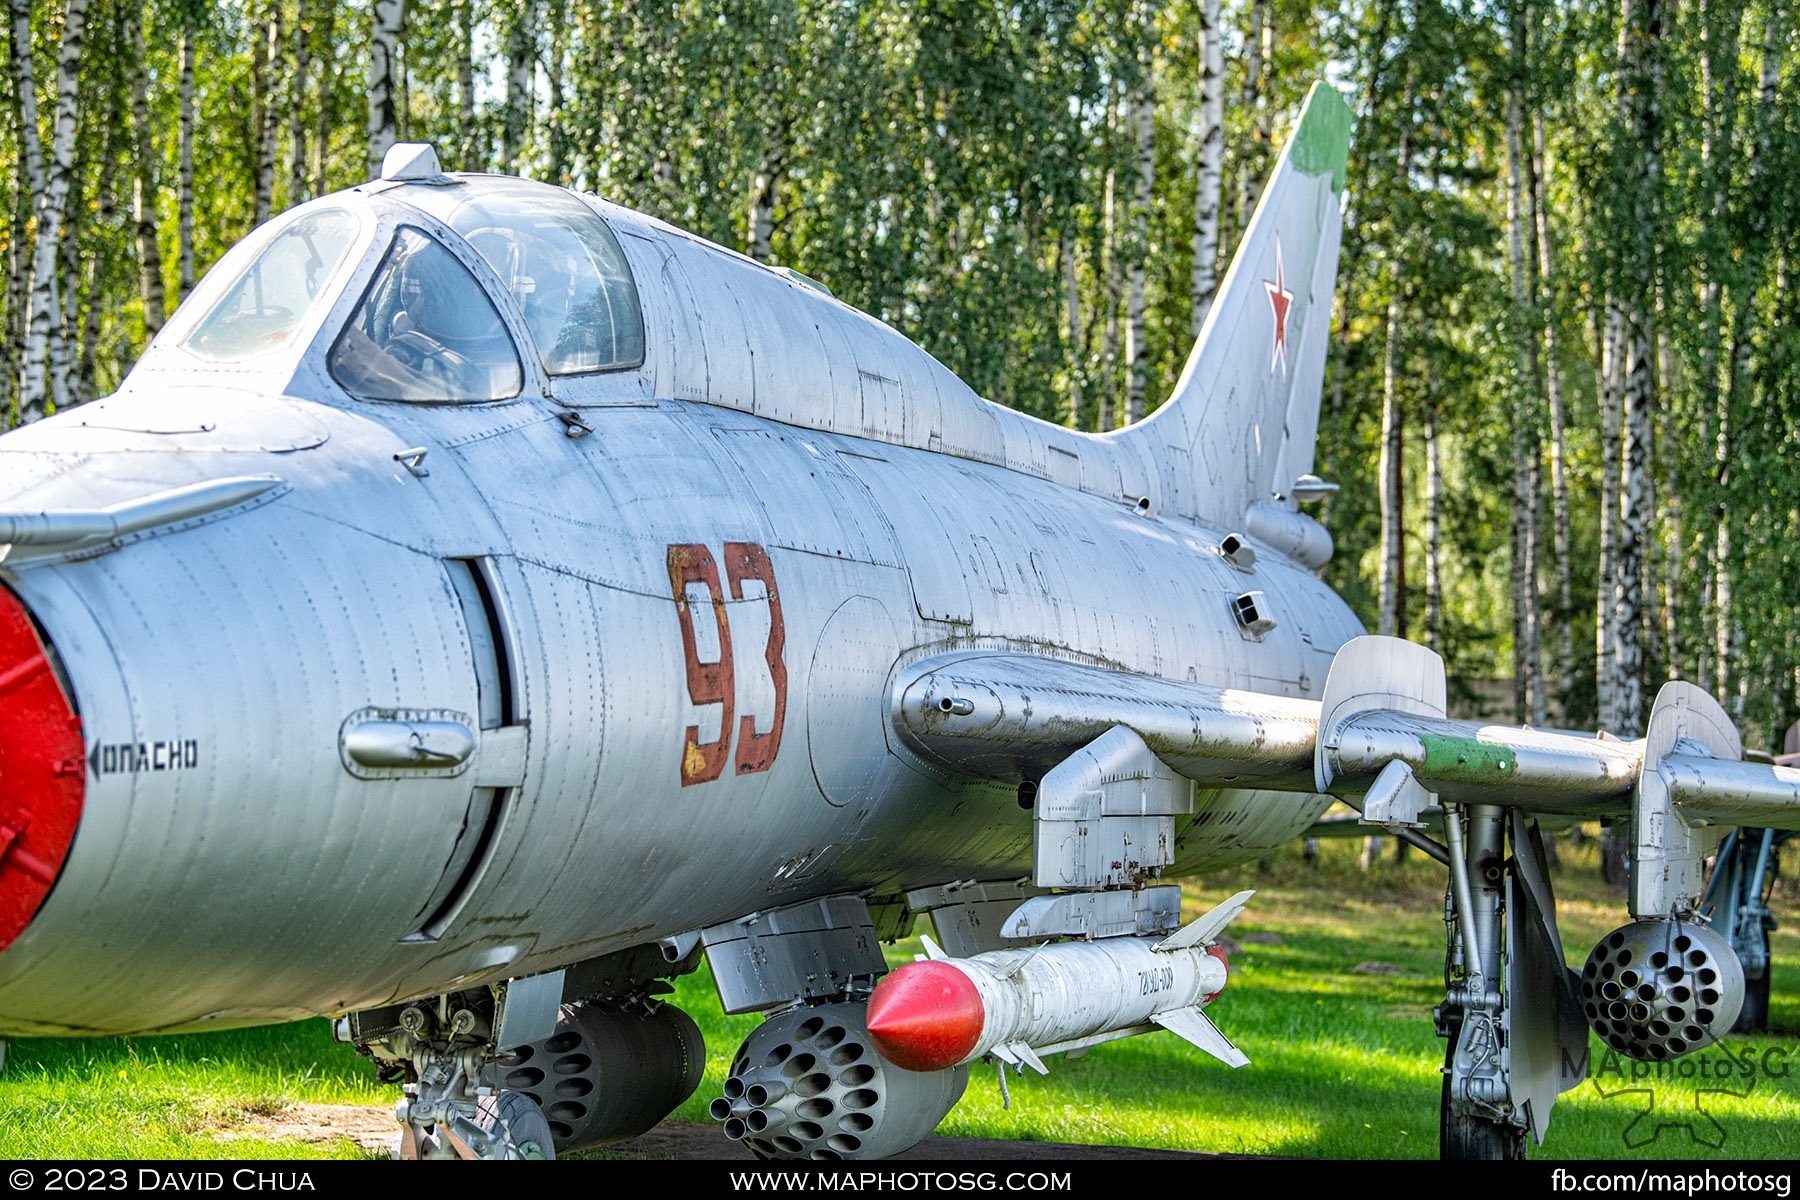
[864,891,1254,1074]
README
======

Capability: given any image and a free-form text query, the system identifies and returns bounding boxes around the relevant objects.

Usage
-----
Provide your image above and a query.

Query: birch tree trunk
[314,1,336,194]
[747,149,783,264]
[1424,342,1443,655]
[7,0,44,216]
[8,0,45,415]
[5,198,23,422]
[1236,0,1267,234]
[1651,331,1674,678]
[546,1,569,180]
[178,15,196,297]
[1610,0,1664,735]
[367,0,407,177]
[1596,304,1623,733]
[289,0,313,206]
[21,0,90,423]
[1377,93,1414,640]
[1191,0,1224,334]
[1063,234,1083,430]
[1612,292,1653,739]
[78,119,116,404]
[1716,5,1784,702]
[457,0,475,169]
[126,0,166,338]
[251,3,282,225]
[1533,114,1572,704]
[1695,0,1734,582]
[55,96,83,406]
[1377,290,1406,638]
[1505,8,1542,724]
[1100,90,1120,433]
[1122,27,1154,426]
[502,1,535,171]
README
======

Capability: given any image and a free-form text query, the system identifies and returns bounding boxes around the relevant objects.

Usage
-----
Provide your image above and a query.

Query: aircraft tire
[473,1090,558,1160]
[1438,1023,1525,1161]
[1733,969,1771,1035]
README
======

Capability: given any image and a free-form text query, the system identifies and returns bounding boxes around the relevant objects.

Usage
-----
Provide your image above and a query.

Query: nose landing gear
[397,1086,555,1160]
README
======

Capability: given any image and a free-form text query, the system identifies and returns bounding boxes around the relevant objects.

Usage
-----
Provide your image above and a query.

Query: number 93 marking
[667,542,788,786]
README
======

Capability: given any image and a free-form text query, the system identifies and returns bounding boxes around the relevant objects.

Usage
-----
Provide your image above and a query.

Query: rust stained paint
[667,542,734,786]
[725,541,787,775]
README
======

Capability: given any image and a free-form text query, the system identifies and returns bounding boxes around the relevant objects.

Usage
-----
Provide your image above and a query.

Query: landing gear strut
[398,1086,556,1160]
[1436,803,1528,1160]
[1703,827,1784,1033]
[341,988,558,1160]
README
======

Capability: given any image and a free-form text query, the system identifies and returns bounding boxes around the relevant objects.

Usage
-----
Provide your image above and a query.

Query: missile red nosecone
[864,959,986,1072]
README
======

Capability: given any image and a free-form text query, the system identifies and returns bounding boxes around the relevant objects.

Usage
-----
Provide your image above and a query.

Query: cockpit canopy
[396,177,644,378]
[171,174,645,405]
[327,226,524,403]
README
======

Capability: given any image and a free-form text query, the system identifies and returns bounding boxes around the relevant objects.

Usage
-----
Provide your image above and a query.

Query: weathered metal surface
[1001,885,1183,941]
[699,897,886,1015]
[904,880,1036,958]
[1031,726,1195,889]
[341,712,477,771]
[0,475,282,558]
[893,651,1325,788]
[1315,635,1447,794]
[1633,683,1738,918]
[1663,757,1800,827]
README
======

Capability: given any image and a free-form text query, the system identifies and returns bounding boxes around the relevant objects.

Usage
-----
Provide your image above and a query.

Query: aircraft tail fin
[1113,82,1351,563]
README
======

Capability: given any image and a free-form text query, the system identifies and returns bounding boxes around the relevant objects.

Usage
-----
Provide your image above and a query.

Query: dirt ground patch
[239,1105,1213,1160]
[210,1103,399,1156]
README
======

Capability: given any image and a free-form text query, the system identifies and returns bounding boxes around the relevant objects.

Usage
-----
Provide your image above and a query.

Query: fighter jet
[2,82,1797,1161]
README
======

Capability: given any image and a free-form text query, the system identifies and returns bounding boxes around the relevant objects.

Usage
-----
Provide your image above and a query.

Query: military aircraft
[2,81,1798,1162]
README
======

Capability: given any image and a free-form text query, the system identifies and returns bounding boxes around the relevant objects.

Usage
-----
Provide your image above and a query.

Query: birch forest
[4,0,1799,747]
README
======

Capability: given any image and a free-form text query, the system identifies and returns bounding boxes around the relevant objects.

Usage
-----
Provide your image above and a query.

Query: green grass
[0,1023,388,1159]
[5,833,1797,1160]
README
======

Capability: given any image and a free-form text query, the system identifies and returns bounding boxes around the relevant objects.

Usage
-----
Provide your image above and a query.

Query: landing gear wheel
[1734,969,1771,1035]
[1439,1027,1524,1161]
[473,1090,557,1160]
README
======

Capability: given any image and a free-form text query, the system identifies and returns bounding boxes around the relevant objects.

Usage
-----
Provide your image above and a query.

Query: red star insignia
[1265,237,1294,375]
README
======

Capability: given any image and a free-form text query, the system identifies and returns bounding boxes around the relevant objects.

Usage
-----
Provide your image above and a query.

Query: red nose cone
[865,960,985,1072]
[0,585,84,955]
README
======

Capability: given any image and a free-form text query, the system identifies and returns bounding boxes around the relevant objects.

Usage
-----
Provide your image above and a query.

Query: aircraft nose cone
[865,960,984,1072]
[0,585,84,954]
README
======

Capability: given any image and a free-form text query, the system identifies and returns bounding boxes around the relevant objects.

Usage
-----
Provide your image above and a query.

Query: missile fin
[1155,889,1255,951]
[1151,1005,1250,1068]
[993,1041,1050,1075]
[917,934,951,962]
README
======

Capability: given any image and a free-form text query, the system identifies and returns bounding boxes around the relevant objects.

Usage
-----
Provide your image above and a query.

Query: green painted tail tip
[1287,82,1354,192]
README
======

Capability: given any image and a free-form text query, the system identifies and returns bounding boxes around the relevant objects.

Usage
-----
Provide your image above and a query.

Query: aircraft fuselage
[0,376,1357,1035]
[0,161,1360,1037]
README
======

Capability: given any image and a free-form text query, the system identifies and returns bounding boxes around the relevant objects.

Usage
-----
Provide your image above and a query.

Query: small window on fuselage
[327,227,523,403]
[397,178,646,376]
